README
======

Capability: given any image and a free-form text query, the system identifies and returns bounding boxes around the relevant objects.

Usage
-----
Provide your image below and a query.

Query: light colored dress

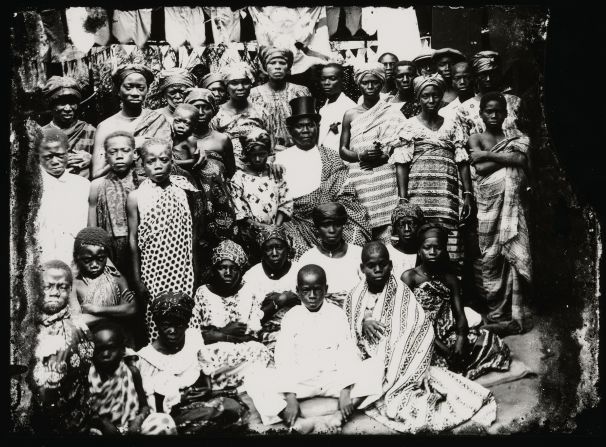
[386,244,417,281]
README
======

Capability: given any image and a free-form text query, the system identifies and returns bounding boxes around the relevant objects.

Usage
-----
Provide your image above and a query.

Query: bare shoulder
[401,268,418,288]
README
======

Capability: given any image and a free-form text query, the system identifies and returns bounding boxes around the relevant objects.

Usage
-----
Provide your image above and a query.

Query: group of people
[29,43,533,435]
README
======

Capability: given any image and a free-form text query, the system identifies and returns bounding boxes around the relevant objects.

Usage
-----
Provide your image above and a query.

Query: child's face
[419,237,447,265]
[317,219,344,245]
[105,136,135,174]
[41,268,71,314]
[361,251,392,289]
[246,147,270,172]
[142,144,172,184]
[156,318,188,350]
[480,100,507,129]
[39,140,68,178]
[262,238,289,270]
[93,328,124,375]
[214,260,242,290]
[75,244,108,278]
[297,272,327,312]
[172,110,195,137]
[394,217,418,245]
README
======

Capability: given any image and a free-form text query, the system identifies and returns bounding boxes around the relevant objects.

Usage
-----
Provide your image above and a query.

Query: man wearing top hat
[276,96,371,260]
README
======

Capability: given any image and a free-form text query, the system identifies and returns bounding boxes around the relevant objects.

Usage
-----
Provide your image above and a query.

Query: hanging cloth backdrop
[112,9,153,47]
[65,7,111,55]
[363,7,422,62]
[164,7,206,49]
[207,7,242,44]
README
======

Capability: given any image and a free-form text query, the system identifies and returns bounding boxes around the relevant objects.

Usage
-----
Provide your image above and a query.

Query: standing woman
[398,74,474,266]
[201,73,228,106]
[155,68,196,123]
[210,62,268,169]
[92,64,171,179]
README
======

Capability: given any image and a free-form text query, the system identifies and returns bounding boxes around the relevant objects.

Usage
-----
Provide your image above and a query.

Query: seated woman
[297,202,363,308]
[189,240,271,390]
[401,224,511,380]
[387,202,425,280]
[242,226,300,355]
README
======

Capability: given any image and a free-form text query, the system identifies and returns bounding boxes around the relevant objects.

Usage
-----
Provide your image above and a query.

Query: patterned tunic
[78,264,134,308]
[413,280,511,380]
[249,82,311,148]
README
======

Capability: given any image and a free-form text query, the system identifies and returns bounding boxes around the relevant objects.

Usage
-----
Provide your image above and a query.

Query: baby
[171,103,199,170]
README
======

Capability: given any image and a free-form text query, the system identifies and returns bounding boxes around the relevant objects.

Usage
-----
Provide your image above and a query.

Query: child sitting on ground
[171,103,199,171]
[73,227,137,347]
[88,320,176,435]
[244,264,381,434]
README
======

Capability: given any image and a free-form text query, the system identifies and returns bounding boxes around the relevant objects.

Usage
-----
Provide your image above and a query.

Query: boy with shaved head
[244,264,381,434]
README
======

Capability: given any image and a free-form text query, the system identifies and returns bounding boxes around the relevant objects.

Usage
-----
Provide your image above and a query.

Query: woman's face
[119,73,148,107]
[419,236,447,265]
[245,146,270,172]
[207,82,227,104]
[359,74,383,98]
[266,58,289,81]
[317,219,344,245]
[156,318,188,350]
[189,100,215,125]
[51,97,79,126]
[226,78,252,101]
[262,238,289,270]
[214,259,242,290]
[419,85,442,112]
[164,84,189,110]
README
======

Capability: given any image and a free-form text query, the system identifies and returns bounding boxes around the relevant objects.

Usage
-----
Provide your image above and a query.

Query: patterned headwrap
[413,73,446,100]
[150,291,195,323]
[112,64,155,89]
[391,202,425,226]
[472,51,500,74]
[259,46,294,69]
[201,73,224,89]
[43,76,82,103]
[211,239,248,268]
[74,227,112,255]
[256,225,292,250]
[240,127,271,156]
[185,88,217,114]
[312,202,348,226]
[354,62,386,86]
[157,68,195,93]
[221,62,255,84]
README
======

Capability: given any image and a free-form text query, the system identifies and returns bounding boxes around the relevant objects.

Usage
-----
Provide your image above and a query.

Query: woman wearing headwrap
[340,62,409,243]
[190,240,271,390]
[397,74,474,266]
[387,202,425,280]
[155,68,196,123]
[201,73,228,105]
[402,223,511,380]
[242,226,300,356]
[210,62,269,169]
[42,75,95,179]
[184,88,238,248]
[249,46,311,149]
[92,64,171,179]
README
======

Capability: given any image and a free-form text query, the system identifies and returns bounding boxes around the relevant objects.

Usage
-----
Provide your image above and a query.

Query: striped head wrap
[157,68,195,92]
[43,76,82,103]
[112,64,155,89]
[472,51,500,74]
[413,73,446,100]
[354,62,386,86]
[185,88,218,114]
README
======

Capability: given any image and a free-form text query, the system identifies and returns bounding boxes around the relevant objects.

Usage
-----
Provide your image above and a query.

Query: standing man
[439,61,474,121]
[387,60,421,118]
[36,128,90,266]
[377,52,399,96]
[412,50,435,76]
[42,76,95,179]
[432,48,467,105]
[318,63,356,154]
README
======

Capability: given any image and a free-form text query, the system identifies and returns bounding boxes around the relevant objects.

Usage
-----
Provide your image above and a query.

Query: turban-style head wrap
[43,76,82,103]
[259,46,294,70]
[150,291,195,323]
[112,64,155,89]
[472,51,500,74]
[413,74,446,100]
[391,202,425,227]
[185,88,217,114]
[312,202,348,226]
[157,68,195,93]
[221,62,255,84]
[354,62,386,86]
[201,73,225,89]
[211,239,248,268]
[240,127,271,156]
[74,227,112,255]
[256,225,294,259]
[417,223,449,246]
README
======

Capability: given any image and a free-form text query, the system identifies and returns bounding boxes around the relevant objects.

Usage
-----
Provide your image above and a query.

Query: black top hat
[286,96,321,126]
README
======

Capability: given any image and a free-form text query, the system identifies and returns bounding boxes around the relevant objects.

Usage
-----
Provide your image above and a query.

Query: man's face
[480,100,507,129]
[289,117,319,150]
[452,64,472,94]
[266,58,289,81]
[394,217,418,244]
[379,54,398,80]
[119,73,148,107]
[361,251,392,289]
[418,85,441,112]
[436,55,453,81]
[226,78,252,101]
[207,82,227,105]
[92,329,124,375]
[320,67,342,98]
[42,268,71,314]
[395,65,416,94]
[262,238,289,270]
[51,97,78,126]
[190,100,215,125]
[75,244,108,279]
[142,144,172,184]
[215,259,242,290]
[164,84,189,110]
[105,136,135,174]
[316,219,344,245]
[297,271,327,312]
[359,74,383,98]
[39,140,68,177]
[172,109,196,138]
[477,69,500,92]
